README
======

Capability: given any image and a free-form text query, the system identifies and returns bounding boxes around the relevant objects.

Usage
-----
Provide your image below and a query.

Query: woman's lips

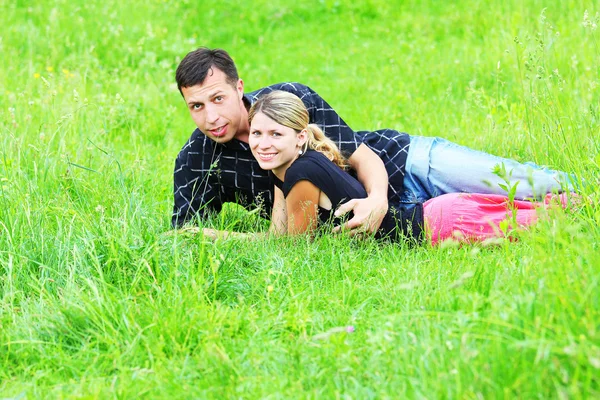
[257,152,276,161]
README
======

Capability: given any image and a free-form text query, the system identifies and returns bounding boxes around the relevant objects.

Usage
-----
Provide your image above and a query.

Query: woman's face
[249,112,306,177]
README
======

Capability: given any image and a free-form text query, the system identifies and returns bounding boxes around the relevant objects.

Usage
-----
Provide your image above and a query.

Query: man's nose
[205,105,219,124]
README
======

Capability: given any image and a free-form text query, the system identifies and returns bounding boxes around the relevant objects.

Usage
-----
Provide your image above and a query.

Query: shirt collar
[221,138,250,151]
[243,92,257,108]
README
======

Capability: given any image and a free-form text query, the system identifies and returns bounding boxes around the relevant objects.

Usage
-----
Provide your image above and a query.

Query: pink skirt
[423,193,570,246]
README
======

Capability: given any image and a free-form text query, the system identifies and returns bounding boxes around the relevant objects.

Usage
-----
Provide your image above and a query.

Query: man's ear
[237,79,244,99]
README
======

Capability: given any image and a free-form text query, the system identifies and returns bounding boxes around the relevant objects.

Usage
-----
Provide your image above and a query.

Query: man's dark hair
[175,47,239,95]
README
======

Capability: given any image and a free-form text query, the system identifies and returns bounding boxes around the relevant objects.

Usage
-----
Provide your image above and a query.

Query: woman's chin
[257,161,275,170]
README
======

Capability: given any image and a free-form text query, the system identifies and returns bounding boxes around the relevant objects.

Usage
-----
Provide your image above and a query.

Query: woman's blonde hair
[248,90,347,169]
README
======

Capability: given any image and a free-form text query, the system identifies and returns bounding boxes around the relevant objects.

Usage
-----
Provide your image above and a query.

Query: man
[172,47,574,235]
[172,48,409,235]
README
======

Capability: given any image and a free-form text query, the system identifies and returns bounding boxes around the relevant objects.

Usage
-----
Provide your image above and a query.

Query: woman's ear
[297,129,308,147]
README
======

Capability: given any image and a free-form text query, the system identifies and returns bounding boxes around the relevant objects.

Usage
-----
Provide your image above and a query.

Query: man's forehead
[183,80,231,101]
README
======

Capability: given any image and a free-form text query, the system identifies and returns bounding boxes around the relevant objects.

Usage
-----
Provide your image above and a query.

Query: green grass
[1,0,599,398]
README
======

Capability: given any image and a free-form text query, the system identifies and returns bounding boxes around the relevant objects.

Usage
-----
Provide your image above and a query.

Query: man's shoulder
[245,82,314,103]
[357,129,411,144]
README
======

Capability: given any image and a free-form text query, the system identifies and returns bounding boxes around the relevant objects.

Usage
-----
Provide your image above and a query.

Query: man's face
[181,68,246,143]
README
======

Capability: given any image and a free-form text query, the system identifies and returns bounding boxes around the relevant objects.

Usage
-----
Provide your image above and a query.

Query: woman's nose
[258,136,272,148]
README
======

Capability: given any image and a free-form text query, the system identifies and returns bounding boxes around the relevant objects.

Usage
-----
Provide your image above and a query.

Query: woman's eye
[272,132,281,137]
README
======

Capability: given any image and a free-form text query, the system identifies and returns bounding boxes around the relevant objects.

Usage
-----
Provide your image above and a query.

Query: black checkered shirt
[172,82,411,227]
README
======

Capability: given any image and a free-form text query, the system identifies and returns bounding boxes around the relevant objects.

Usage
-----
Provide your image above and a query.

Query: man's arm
[172,134,222,227]
[334,143,389,233]
[280,83,389,233]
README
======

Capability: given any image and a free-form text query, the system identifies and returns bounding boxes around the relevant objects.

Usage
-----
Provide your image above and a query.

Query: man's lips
[209,124,227,137]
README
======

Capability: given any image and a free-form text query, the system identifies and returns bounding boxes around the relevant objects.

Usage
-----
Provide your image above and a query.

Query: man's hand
[332,194,388,235]
[343,143,389,235]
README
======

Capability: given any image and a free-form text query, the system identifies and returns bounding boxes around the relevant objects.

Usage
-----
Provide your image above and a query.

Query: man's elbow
[171,210,188,229]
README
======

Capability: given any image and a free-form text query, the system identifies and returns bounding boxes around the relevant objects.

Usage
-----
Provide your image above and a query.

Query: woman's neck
[272,152,304,181]
[272,166,288,182]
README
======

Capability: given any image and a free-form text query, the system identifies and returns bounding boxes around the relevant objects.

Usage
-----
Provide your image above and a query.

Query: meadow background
[1,0,599,398]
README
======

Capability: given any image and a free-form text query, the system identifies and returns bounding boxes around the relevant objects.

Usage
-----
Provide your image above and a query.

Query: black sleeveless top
[271,150,423,241]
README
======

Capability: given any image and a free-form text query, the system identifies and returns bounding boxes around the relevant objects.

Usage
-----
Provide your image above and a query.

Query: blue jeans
[400,136,576,204]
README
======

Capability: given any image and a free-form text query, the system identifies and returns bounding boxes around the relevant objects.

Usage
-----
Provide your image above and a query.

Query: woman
[202,90,571,244]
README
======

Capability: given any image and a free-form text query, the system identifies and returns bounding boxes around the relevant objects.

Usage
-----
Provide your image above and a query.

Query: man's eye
[215,96,223,102]
[192,104,203,110]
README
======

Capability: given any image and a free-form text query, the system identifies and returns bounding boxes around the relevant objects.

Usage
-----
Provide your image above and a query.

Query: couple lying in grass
[191,90,574,245]
[173,48,577,245]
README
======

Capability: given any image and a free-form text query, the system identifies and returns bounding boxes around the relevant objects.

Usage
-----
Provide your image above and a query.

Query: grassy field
[1,0,599,398]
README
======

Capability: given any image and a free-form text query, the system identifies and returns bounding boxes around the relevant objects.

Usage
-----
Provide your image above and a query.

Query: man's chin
[207,133,233,143]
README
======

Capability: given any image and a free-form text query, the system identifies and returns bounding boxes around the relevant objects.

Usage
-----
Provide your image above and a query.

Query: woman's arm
[176,182,320,239]
[285,180,321,235]
[269,186,288,236]
[201,180,319,238]
[208,186,289,239]
[201,228,254,240]
[200,186,288,239]
[171,226,256,240]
